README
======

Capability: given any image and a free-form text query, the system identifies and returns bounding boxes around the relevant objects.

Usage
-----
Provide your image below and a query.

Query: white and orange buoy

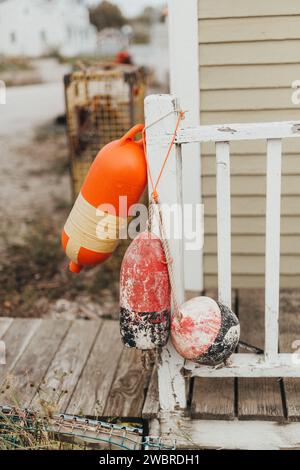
[171,296,240,365]
[120,232,171,350]
[61,124,147,273]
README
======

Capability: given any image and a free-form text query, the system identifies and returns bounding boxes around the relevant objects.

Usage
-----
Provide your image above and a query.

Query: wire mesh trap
[64,63,147,198]
[0,406,175,450]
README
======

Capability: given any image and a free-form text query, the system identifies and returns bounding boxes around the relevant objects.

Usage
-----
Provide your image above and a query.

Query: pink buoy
[120,231,171,350]
[171,296,240,365]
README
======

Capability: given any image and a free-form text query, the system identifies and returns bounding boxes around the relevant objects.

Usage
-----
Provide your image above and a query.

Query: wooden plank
[186,353,300,377]
[201,64,300,90]
[205,274,300,290]
[0,318,13,338]
[201,109,300,125]
[0,318,13,364]
[66,320,123,417]
[265,140,282,361]
[204,255,300,276]
[203,154,300,177]
[191,378,235,420]
[238,290,284,420]
[0,320,70,408]
[191,289,235,420]
[145,94,186,412]
[199,40,300,66]
[205,215,300,236]
[0,319,41,383]
[204,195,300,217]
[201,88,299,112]
[169,0,203,293]
[103,348,149,418]
[203,175,300,196]
[31,320,101,413]
[199,0,300,19]
[177,121,300,145]
[200,16,300,44]
[159,415,300,450]
[280,290,300,421]
[202,139,300,156]
[142,367,159,419]
[205,234,300,256]
[216,142,231,309]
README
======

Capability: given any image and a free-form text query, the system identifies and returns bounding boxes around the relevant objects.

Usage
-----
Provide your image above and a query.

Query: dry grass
[0,57,34,74]
[0,215,126,318]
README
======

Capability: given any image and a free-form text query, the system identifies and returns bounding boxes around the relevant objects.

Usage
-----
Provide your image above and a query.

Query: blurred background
[0,0,168,320]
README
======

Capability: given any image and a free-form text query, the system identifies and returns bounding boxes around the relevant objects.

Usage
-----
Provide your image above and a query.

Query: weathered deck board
[238,290,284,421]
[31,320,101,413]
[191,289,236,420]
[142,367,159,419]
[1,286,300,425]
[0,320,70,408]
[67,320,124,417]
[191,377,235,420]
[0,318,13,338]
[103,347,149,418]
[280,290,300,421]
[0,319,42,384]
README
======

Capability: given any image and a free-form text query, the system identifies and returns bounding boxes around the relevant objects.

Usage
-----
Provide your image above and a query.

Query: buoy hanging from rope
[120,231,171,350]
[61,124,147,273]
[171,296,240,366]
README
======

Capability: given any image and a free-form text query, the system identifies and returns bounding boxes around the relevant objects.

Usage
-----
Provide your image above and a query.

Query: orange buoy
[62,124,147,273]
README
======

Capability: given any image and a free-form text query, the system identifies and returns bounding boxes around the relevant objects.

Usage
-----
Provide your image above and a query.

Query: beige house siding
[198,0,300,288]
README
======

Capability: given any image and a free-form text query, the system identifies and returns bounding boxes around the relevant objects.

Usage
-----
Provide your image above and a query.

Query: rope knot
[152,190,159,203]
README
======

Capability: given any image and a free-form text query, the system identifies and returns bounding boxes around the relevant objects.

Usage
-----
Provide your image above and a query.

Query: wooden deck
[1,289,300,430]
[0,317,150,419]
[144,289,300,423]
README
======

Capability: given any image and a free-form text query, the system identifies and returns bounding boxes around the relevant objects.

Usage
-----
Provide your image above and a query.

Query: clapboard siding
[205,196,300,217]
[205,275,300,289]
[203,175,300,196]
[205,216,300,236]
[200,16,300,43]
[202,88,297,111]
[201,109,300,125]
[200,64,300,90]
[200,40,300,66]
[198,0,300,19]
[199,3,300,288]
[204,255,300,276]
[202,139,300,155]
[202,154,300,176]
[205,235,300,255]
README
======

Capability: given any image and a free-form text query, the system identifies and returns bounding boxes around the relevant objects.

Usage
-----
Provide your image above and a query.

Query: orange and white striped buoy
[61,124,147,273]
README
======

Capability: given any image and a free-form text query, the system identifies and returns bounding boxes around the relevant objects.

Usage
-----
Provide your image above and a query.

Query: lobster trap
[0,406,175,451]
[64,64,146,197]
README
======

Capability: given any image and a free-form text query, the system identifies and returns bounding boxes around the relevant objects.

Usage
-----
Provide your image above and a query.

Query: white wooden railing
[145,94,300,412]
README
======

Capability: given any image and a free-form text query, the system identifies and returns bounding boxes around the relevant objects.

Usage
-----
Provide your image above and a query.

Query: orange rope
[142,111,185,202]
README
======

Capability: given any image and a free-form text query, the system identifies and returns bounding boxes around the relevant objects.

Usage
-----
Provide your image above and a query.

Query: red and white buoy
[120,232,171,350]
[171,296,240,365]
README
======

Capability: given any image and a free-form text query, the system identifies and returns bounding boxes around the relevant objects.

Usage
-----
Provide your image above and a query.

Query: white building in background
[0,0,97,57]
[97,28,129,57]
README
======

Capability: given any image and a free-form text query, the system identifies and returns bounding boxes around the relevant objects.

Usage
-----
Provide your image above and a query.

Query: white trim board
[168,0,203,292]
[155,416,300,450]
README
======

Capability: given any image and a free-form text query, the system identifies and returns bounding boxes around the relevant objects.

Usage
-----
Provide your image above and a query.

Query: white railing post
[216,142,232,309]
[265,139,282,362]
[144,94,186,412]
